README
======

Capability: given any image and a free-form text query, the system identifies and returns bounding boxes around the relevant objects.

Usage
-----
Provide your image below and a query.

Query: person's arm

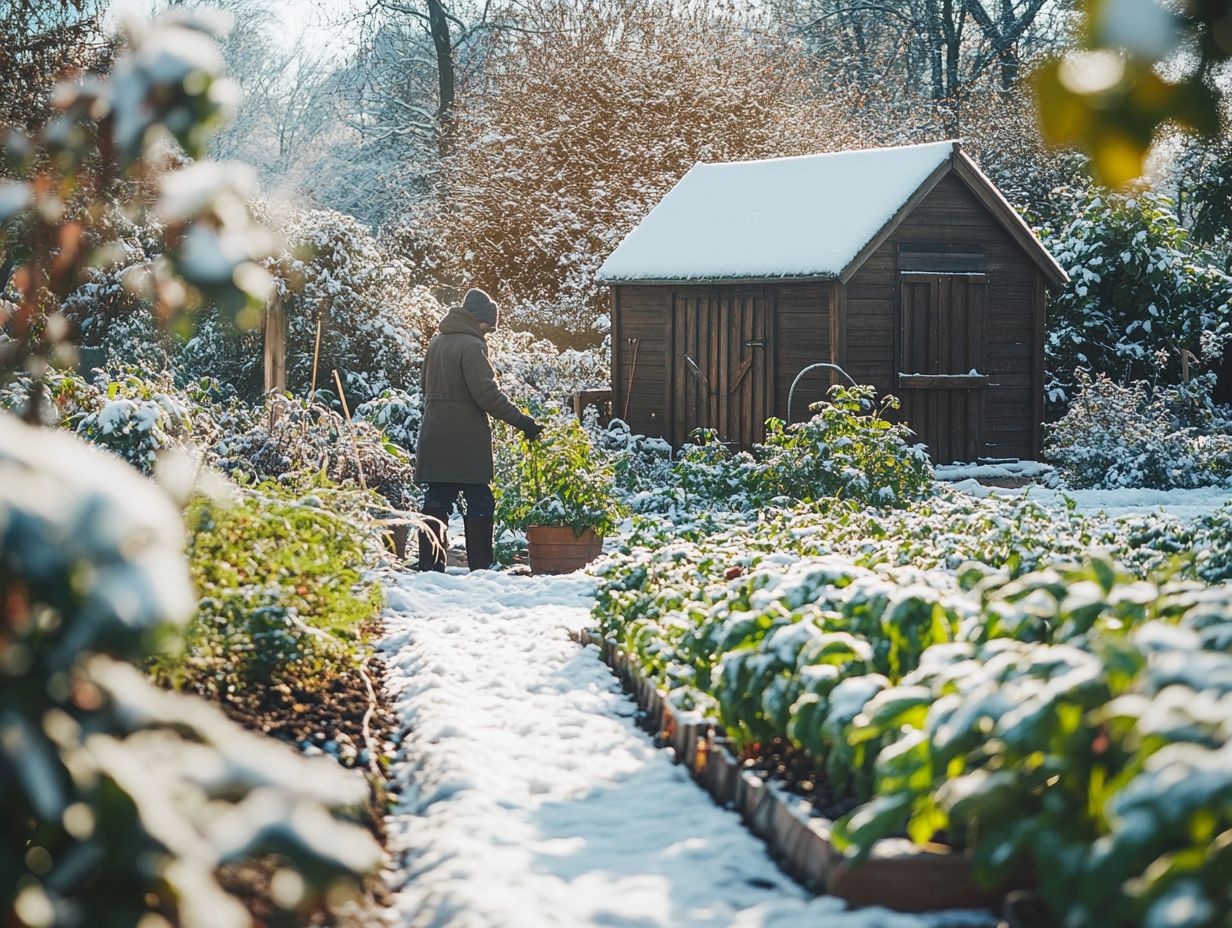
[461,342,540,436]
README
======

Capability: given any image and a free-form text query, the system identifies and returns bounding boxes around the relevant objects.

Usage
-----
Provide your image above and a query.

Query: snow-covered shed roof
[597,140,1067,287]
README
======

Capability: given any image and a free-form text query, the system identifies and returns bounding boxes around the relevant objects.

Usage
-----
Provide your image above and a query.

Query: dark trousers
[422,482,495,518]
[418,483,496,571]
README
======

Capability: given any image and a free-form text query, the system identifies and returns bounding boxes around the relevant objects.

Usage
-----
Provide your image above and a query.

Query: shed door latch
[744,339,766,348]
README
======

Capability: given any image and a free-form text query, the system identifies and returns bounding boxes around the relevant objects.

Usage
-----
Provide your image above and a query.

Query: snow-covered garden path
[379,569,990,928]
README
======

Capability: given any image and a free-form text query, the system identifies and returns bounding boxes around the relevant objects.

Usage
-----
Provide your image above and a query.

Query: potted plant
[496,416,623,574]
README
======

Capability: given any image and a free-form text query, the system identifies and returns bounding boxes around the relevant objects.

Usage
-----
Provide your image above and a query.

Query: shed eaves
[597,140,957,283]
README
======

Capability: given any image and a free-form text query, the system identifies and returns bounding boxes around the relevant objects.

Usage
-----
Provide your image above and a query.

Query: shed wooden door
[672,290,771,447]
[898,273,988,464]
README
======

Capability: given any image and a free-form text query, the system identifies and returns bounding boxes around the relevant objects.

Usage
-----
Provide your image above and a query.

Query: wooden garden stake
[529,429,542,503]
[332,368,368,491]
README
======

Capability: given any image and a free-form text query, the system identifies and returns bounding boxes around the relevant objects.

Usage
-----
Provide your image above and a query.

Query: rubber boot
[417,507,449,572]
[463,517,495,571]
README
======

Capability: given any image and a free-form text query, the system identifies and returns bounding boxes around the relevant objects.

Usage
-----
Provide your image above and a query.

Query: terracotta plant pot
[526,525,603,574]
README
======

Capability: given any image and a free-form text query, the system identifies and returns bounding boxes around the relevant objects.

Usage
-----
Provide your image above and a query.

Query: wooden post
[263,289,287,395]
[263,290,287,430]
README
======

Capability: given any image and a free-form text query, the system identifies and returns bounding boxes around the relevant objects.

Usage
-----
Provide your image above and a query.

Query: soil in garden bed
[201,619,399,926]
[739,738,862,822]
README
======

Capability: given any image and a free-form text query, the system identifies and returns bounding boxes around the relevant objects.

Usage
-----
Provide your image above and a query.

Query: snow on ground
[380,569,994,928]
[951,480,1232,522]
[934,460,1053,481]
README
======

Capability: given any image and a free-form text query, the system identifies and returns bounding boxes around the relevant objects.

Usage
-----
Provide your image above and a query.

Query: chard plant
[591,501,1232,928]
[495,414,625,538]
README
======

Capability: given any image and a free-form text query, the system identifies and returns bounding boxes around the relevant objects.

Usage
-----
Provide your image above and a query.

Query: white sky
[111,0,364,60]
[263,0,364,58]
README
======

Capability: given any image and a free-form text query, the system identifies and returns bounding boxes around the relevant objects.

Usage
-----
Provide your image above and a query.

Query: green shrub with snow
[1045,371,1232,489]
[355,387,423,451]
[669,386,934,514]
[156,478,384,699]
[213,393,418,511]
[0,370,216,475]
[753,387,932,507]
[0,417,380,928]
[180,205,440,404]
[1039,188,1232,409]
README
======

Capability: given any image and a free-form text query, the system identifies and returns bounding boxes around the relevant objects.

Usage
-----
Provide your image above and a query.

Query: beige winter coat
[414,307,533,485]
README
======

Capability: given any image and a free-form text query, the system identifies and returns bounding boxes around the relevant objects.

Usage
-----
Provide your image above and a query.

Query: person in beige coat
[414,288,542,571]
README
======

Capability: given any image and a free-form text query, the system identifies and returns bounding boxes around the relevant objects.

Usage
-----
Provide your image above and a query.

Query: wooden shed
[597,140,1068,464]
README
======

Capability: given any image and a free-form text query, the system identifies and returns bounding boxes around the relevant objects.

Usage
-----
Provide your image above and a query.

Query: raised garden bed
[572,628,1019,913]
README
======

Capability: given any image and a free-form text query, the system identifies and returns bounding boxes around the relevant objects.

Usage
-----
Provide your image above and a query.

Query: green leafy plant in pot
[496,415,624,573]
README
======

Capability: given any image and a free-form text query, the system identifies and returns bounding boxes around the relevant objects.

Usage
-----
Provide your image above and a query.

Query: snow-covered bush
[673,432,761,511]
[1045,371,1232,489]
[214,394,418,510]
[754,387,933,506]
[181,205,439,404]
[665,386,934,513]
[402,0,866,321]
[0,415,379,928]
[1040,187,1232,408]
[355,386,423,451]
[0,369,216,475]
[591,417,675,509]
[489,328,609,406]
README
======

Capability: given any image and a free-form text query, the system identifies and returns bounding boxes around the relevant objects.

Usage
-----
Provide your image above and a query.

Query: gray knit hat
[462,288,499,328]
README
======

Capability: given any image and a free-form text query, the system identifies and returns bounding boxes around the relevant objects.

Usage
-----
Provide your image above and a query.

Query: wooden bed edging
[572,628,1011,913]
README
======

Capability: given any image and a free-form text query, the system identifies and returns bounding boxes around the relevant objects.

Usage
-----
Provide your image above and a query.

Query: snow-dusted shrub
[666,386,934,513]
[1045,371,1232,489]
[674,431,760,511]
[489,328,610,407]
[591,417,675,509]
[1039,187,1232,408]
[58,213,181,373]
[754,387,933,507]
[0,370,217,475]
[1191,506,1232,583]
[181,205,439,403]
[355,386,423,451]
[0,415,379,928]
[214,393,418,510]
[76,389,195,474]
[499,298,612,350]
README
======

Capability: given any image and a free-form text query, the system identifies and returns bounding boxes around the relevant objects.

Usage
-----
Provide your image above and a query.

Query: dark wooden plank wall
[774,283,832,423]
[844,173,1039,459]
[611,285,672,439]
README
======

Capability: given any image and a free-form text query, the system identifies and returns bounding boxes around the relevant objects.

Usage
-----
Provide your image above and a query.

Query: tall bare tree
[357,0,514,154]
[772,0,1071,127]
